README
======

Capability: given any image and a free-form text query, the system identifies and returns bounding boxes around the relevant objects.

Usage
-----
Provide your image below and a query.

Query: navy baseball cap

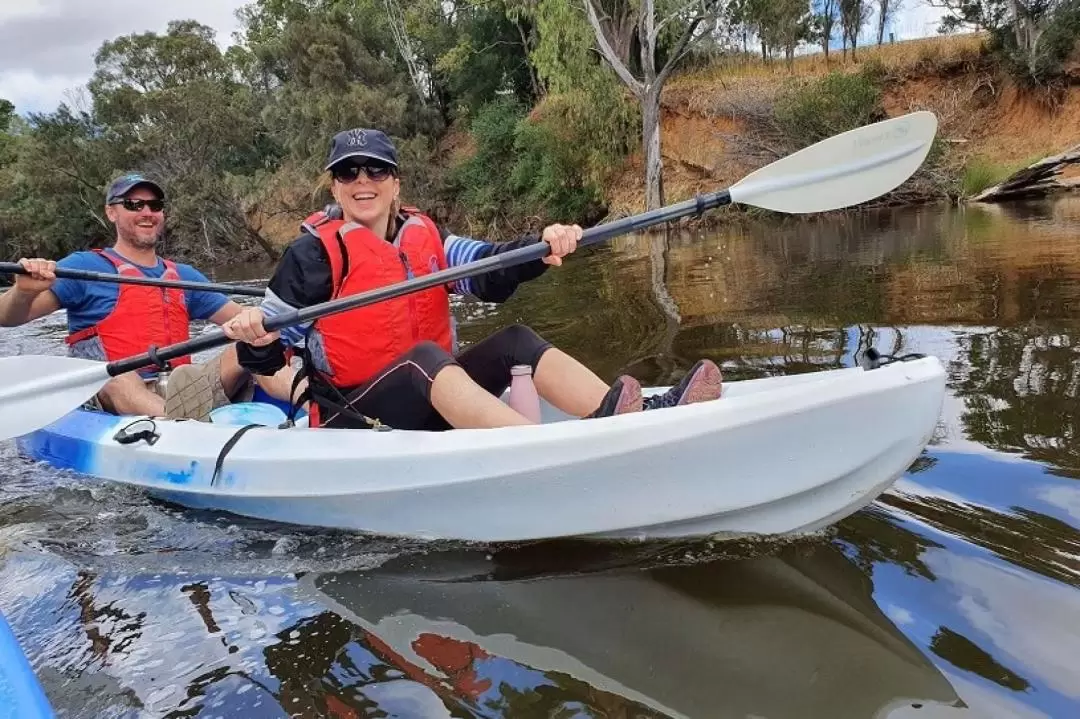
[324,128,399,171]
[105,172,165,204]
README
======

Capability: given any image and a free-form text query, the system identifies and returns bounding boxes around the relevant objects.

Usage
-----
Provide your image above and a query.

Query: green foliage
[512,85,638,217]
[240,1,439,162]
[510,102,607,222]
[960,157,1008,197]
[529,0,604,93]
[960,154,1046,198]
[89,20,281,262]
[0,106,118,259]
[989,0,1080,87]
[0,99,14,133]
[773,67,884,148]
[448,81,638,233]
[0,99,17,168]
[449,98,525,227]
[3,0,996,266]
[435,1,539,116]
[937,0,1080,87]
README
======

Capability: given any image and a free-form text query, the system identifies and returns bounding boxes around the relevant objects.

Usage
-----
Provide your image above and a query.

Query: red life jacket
[65,249,192,367]
[303,207,453,427]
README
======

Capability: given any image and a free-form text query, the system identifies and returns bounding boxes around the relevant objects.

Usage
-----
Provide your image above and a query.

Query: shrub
[448,97,525,228]
[449,82,638,231]
[773,68,885,148]
[511,86,638,223]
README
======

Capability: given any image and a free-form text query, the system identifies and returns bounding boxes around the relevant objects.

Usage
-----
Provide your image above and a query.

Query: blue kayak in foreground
[0,610,53,719]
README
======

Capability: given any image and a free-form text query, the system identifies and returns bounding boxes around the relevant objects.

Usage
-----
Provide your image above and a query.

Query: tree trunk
[876,0,889,44]
[1011,0,1028,51]
[583,0,713,214]
[245,226,280,261]
[514,20,544,99]
[642,89,664,211]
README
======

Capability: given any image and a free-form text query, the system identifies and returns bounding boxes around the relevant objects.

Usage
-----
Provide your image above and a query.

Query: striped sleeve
[259,287,308,348]
[443,234,493,296]
[439,229,550,303]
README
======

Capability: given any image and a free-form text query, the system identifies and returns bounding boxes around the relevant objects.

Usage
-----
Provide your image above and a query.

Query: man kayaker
[222,126,723,429]
[0,172,295,419]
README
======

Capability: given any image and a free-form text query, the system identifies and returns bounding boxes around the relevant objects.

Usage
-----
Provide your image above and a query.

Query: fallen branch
[973,143,1080,202]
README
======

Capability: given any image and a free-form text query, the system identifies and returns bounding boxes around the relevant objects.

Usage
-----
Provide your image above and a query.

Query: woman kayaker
[223,127,722,429]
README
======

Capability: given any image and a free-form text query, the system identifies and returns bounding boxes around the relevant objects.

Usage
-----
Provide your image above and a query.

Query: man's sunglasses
[331,162,396,184]
[111,198,166,213]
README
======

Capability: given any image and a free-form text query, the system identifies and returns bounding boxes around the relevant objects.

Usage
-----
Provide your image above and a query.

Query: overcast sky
[1,0,947,116]
[0,0,248,114]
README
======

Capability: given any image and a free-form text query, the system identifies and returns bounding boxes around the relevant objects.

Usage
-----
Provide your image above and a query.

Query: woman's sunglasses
[331,162,396,184]
[111,198,166,213]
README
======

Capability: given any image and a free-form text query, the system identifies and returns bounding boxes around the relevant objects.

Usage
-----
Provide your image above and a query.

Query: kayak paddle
[0,261,267,297]
[0,111,938,440]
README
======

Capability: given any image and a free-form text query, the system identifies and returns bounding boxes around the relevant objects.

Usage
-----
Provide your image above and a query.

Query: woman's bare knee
[430,365,532,428]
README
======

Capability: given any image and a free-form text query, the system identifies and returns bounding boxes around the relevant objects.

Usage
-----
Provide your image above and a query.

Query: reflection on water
[303,543,963,719]
[3,196,1080,716]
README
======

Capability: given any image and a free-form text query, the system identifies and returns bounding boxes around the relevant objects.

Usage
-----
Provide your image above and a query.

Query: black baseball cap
[324,128,399,171]
[105,172,165,204]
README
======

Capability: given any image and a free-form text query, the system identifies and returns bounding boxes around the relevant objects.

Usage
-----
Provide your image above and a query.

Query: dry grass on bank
[672,33,987,88]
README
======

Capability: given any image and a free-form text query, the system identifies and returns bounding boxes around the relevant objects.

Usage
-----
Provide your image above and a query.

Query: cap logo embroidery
[346,129,367,147]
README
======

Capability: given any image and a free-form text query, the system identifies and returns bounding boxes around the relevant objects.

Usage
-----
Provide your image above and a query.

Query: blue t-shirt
[52,249,230,332]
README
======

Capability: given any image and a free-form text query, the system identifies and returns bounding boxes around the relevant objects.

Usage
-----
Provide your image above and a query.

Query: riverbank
[250,35,1080,250]
[586,34,1080,221]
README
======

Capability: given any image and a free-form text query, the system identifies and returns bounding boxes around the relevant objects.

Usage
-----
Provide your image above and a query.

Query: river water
[2,197,1080,718]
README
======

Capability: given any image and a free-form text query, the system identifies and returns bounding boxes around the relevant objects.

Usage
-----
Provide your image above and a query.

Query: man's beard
[122,225,162,249]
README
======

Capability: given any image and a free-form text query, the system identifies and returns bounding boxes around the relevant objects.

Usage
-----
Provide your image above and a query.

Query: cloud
[884,603,916,626]
[0,0,247,114]
[891,2,950,40]
[1034,483,1080,523]
[929,552,1080,699]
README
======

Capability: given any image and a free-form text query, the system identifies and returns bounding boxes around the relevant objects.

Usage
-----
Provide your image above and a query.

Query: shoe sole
[678,362,723,406]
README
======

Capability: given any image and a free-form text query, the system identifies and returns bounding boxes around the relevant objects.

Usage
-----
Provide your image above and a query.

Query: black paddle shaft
[0,262,266,297]
[106,190,732,377]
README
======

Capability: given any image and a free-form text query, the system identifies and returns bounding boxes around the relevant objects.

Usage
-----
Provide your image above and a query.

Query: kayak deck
[16,358,946,543]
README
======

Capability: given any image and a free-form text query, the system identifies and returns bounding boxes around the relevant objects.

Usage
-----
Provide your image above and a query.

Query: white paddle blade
[729,111,938,213]
[0,355,112,440]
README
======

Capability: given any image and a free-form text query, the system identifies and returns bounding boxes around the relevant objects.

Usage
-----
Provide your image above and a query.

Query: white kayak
[15,357,945,543]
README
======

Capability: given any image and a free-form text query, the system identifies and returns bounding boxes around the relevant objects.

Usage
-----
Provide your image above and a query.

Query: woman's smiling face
[329,161,399,228]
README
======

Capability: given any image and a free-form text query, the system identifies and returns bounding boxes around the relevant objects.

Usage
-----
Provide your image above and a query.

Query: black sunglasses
[331,162,396,184]
[111,198,166,213]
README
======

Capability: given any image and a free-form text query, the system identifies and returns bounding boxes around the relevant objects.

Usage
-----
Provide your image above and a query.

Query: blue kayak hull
[0,611,53,719]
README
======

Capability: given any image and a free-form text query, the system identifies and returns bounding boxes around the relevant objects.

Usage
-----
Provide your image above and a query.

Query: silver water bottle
[153,369,172,399]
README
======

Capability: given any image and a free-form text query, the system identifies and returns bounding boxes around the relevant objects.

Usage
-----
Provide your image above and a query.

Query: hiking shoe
[164,356,254,422]
[643,360,722,410]
[583,375,643,419]
[164,363,228,422]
